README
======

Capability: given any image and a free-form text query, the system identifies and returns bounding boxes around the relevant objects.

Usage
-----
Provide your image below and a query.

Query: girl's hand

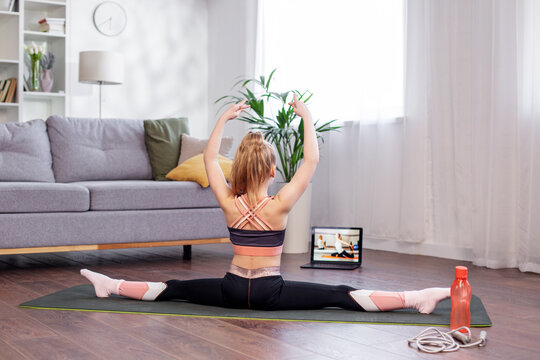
[221,99,250,121]
[288,93,311,118]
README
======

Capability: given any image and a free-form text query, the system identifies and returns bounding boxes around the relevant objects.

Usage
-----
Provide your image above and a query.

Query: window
[257,0,404,122]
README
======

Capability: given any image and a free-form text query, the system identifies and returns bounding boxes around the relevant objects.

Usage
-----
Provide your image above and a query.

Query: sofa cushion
[74,180,219,211]
[166,154,232,188]
[144,118,189,181]
[0,182,90,213]
[0,119,55,182]
[47,116,153,183]
[0,208,228,248]
[177,134,233,165]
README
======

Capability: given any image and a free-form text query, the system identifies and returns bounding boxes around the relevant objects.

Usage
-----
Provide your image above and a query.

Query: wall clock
[93,1,127,37]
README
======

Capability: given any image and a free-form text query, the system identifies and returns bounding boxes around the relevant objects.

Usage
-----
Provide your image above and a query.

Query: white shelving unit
[24,30,67,38]
[0,0,69,123]
[0,4,21,123]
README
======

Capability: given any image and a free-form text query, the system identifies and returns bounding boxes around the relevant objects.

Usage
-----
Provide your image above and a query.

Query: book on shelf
[0,80,8,102]
[0,80,5,100]
[38,18,66,34]
[5,78,17,103]
[0,78,17,103]
[7,0,16,12]
[39,18,66,24]
[0,79,11,102]
[39,23,65,34]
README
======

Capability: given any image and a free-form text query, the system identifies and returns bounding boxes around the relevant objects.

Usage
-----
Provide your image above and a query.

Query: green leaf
[280,91,290,104]
[214,95,229,104]
[257,99,265,119]
[245,88,256,100]
[316,119,342,133]
[266,68,277,90]
[302,92,313,103]
[234,77,264,89]
[232,78,248,88]
[298,119,304,142]
[215,95,241,104]
[242,79,254,88]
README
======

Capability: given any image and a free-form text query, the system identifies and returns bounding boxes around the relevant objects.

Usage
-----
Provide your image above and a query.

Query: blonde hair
[231,131,276,206]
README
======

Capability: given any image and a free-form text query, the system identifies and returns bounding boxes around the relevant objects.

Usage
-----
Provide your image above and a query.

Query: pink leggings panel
[118,281,149,300]
[370,291,406,311]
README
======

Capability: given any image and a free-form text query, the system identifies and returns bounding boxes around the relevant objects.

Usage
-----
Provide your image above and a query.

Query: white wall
[207,0,257,146]
[69,0,208,137]
[69,0,257,141]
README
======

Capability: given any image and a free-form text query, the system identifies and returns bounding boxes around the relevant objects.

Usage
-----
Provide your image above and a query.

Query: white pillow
[177,134,233,165]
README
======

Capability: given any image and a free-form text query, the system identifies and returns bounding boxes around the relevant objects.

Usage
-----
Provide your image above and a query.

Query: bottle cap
[455,266,468,279]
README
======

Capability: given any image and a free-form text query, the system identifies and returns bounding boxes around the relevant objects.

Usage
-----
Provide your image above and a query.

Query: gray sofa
[0,116,229,258]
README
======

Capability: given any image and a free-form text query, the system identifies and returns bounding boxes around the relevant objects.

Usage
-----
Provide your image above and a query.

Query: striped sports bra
[228,195,285,256]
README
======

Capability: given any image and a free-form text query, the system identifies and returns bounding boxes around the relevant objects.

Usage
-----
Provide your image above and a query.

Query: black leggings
[155,272,362,311]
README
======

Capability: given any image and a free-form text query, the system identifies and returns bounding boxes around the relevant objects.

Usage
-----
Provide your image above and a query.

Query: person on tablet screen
[331,233,354,258]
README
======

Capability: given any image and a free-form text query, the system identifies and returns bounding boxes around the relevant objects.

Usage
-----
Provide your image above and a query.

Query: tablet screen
[312,227,362,263]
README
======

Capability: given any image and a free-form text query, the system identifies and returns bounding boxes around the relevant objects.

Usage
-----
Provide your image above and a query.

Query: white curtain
[312,0,540,273]
[517,0,540,272]
[257,0,403,122]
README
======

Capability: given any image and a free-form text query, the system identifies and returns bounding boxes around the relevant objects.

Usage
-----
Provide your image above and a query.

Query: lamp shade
[79,51,124,85]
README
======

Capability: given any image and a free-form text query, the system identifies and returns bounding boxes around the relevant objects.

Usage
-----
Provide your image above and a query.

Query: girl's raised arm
[204,100,249,206]
[275,94,319,213]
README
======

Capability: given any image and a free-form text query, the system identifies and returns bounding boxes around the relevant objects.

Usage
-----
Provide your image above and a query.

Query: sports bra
[228,195,285,256]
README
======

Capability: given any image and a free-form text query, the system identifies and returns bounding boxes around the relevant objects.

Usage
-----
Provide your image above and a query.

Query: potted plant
[217,69,341,253]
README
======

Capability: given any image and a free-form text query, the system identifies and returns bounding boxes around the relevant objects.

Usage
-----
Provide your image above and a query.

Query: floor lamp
[79,51,124,120]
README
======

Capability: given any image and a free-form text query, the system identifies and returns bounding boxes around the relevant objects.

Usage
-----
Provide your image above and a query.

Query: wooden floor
[0,244,539,360]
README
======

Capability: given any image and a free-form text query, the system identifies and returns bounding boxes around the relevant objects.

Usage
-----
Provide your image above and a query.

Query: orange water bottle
[450,266,472,333]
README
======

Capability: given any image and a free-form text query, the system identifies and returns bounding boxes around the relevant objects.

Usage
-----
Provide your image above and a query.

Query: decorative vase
[30,58,41,91]
[40,69,54,92]
[272,182,312,254]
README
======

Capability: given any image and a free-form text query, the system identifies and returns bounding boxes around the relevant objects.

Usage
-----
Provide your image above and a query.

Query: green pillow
[143,118,189,181]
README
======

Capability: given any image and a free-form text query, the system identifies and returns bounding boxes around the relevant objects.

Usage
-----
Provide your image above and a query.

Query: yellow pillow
[165,153,232,187]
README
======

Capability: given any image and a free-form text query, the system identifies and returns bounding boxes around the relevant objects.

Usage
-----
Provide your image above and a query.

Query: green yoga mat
[19,285,492,327]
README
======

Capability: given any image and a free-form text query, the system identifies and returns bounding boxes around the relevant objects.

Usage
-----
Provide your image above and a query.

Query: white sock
[80,269,123,298]
[403,288,451,314]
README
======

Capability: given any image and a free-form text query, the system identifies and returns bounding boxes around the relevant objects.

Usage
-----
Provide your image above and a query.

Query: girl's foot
[403,287,451,314]
[349,287,450,314]
[80,269,123,298]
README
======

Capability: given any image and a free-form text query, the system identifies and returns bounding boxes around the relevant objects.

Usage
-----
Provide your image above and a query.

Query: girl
[317,234,326,249]
[332,233,355,259]
[81,95,449,314]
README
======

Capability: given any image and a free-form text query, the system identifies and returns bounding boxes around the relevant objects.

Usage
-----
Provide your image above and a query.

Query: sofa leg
[183,245,192,260]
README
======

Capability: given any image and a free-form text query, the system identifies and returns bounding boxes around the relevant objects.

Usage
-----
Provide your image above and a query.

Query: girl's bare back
[222,195,287,269]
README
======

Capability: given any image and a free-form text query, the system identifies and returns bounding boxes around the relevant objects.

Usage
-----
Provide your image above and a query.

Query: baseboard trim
[0,238,230,255]
[363,237,474,262]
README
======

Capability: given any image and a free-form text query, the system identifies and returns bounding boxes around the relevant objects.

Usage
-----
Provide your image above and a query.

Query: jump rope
[408,326,487,353]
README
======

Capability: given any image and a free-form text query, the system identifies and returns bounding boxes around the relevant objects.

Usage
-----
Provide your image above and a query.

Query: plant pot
[40,69,54,92]
[273,182,312,254]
